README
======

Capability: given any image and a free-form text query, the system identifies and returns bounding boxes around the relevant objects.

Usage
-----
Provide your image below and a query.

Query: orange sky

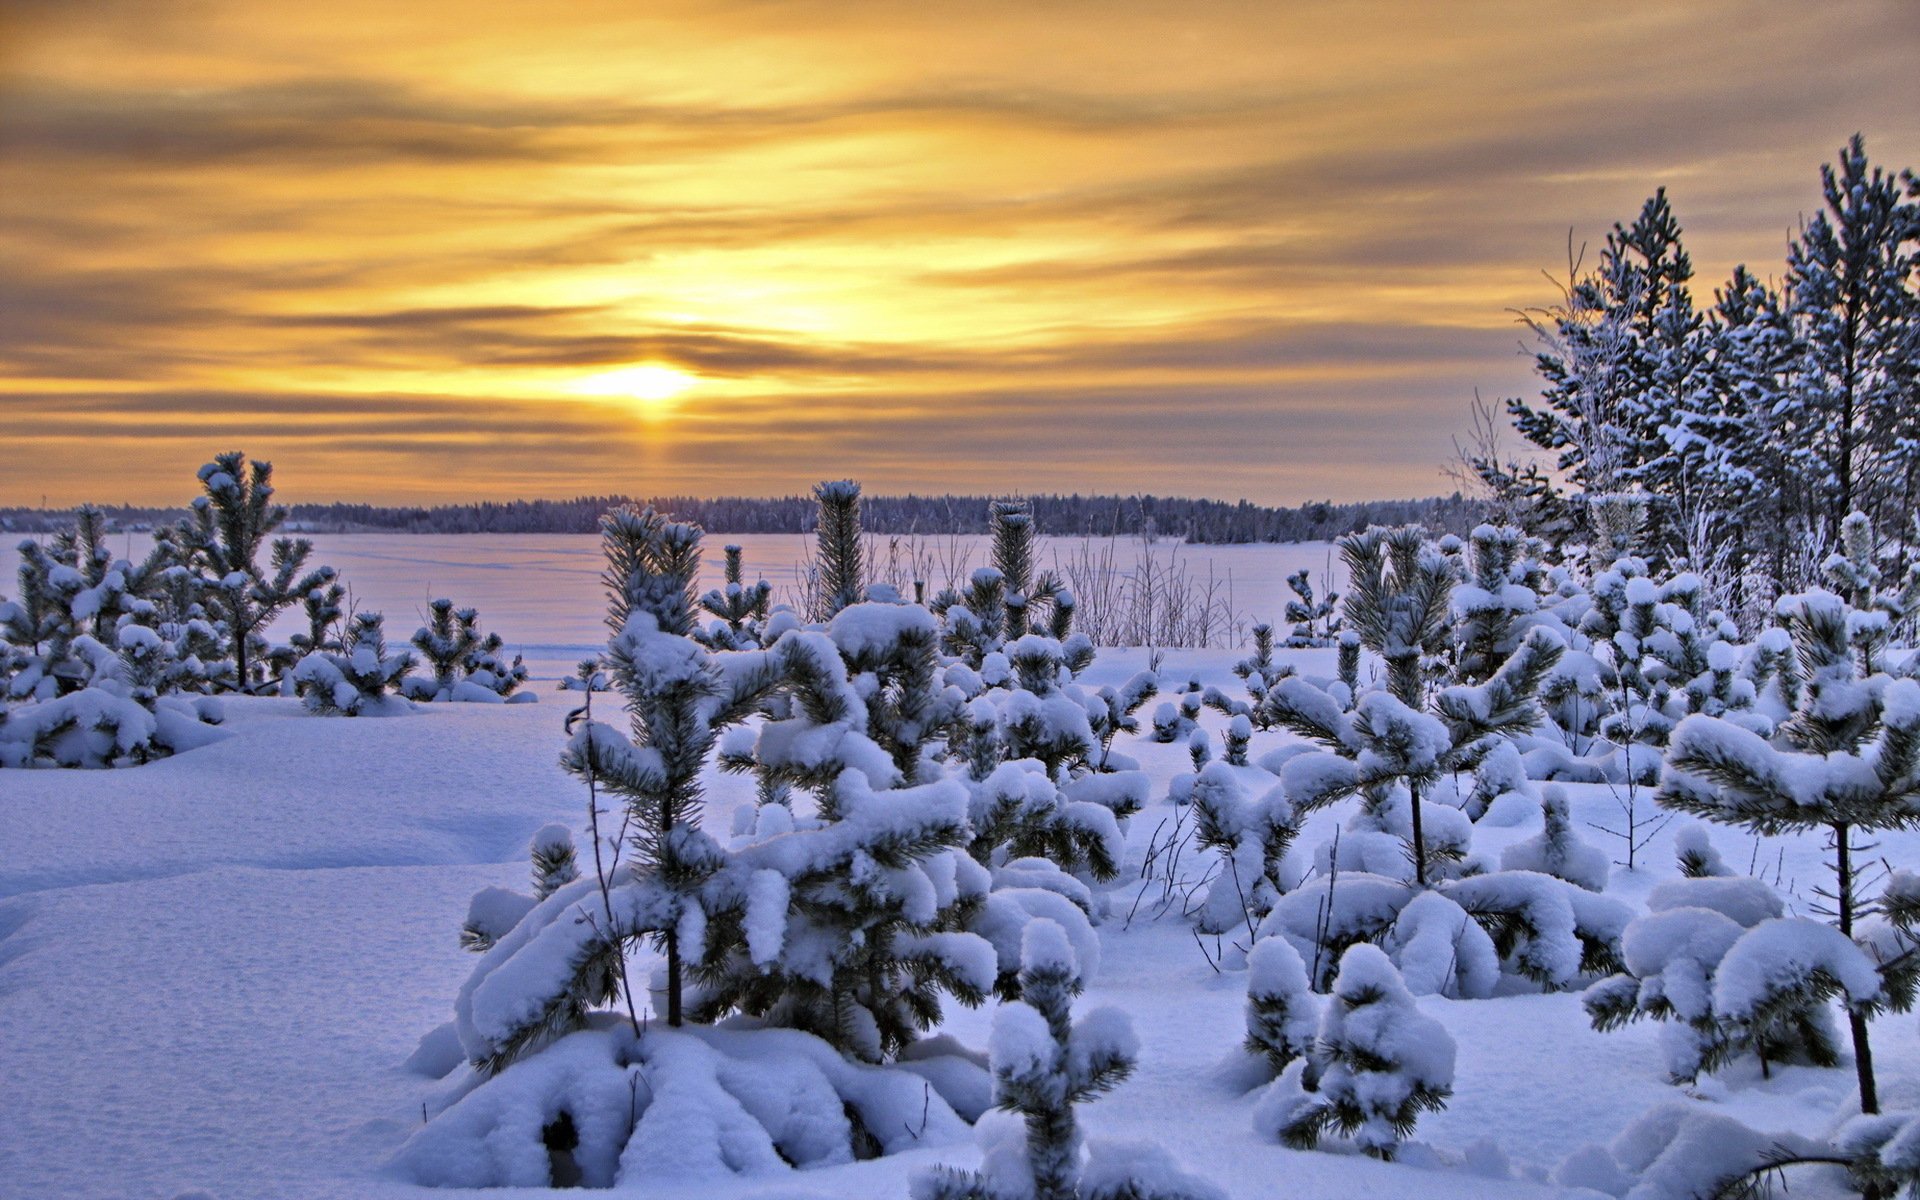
[2,0,1916,506]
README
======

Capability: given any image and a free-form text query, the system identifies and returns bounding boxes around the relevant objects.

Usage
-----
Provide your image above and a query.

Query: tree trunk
[1835,823,1879,1116]
[665,926,682,1027]
[1409,778,1428,888]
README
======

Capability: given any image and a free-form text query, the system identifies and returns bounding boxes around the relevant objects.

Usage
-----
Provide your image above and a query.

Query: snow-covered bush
[1,508,226,768]
[914,919,1222,1200]
[1579,874,1863,1083]
[292,611,415,716]
[461,826,583,953]
[405,598,530,702]
[1186,761,1296,935]
[396,1021,985,1188]
[1255,943,1453,1160]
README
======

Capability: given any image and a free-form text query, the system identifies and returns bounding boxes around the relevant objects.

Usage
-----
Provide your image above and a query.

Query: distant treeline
[0,492,1482,543]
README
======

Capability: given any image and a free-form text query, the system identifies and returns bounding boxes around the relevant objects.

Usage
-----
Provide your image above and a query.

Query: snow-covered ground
[4,539,1914,1200]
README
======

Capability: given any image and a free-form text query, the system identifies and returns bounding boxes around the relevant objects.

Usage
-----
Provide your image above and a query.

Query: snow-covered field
[3,537,1913,1200]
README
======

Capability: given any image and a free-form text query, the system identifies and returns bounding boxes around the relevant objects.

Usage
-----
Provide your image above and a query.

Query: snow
[1710,917,1883,1021]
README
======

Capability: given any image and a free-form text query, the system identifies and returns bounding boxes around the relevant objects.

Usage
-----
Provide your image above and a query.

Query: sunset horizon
[6,1,1916,507]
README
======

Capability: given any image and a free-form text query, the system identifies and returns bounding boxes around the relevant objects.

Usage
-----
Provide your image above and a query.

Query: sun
[571,363,698,405]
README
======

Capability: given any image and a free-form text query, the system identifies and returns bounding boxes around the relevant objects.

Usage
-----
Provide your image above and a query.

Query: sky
[2,1,1916,508]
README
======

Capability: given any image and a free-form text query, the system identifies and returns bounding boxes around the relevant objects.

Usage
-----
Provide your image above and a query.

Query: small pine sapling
[813,480,865,618]
[562,505,781,1029]
[530,824,580,898]
[914,919,1222,1200]
[1451,524,1539,685]
[1282,568,1340,648]
[292,611,415,715]
[1265,944,1453,1161]
[697,544,773,649]
[1500,785,1610,892]
[1245,937,1320,1082]
[410,599,480,699]
[174,452,335,692]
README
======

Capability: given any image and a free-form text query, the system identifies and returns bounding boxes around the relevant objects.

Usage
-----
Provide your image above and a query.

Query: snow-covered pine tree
[562,505,781,1029]
[1231,623,1296,724]
[1281,568,1339,648]
[1338,526,1454,710]
[1820,512,1920,676]
[934,567,1008,668]
[1582,875,1859,1086]
[814,480,865,619]
[530,824,581,899]
[174,453,336,692]
[1658,584,1920,1115]
[461,627,528,700]
[1499,785,1609,892]
[696,544,772,649]
[1673,821,1731,878]
[992,499,1077,641]
[1085,671,1158,770]
[1451,524,1538,684]
[914,919,1221,1200]
[1244,936,1320,1081]
[292,611,415,716]
[1268,527,1563,886]
[409,599,480,700]
[1263,943,1453,1161]
[295,578,345,654]
[459,826,581,953]
[1784,136,1918,543]
[1187,760,1296,935]
[1707,263,1808,597]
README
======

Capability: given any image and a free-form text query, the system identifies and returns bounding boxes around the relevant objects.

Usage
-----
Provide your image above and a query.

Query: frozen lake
[0,531,1345,668]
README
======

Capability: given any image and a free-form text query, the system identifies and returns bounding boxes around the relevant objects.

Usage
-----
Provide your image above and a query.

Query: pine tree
[1188,760,1296,935]
[1281,569,1339,648]
[1451,524,1537,684]
[1268,526,1560,885]
[1244,936,1320,1080]
[1658,583,1920,1116]
[292,611,414,715]
[1784,136,1918,542]
[561,506,780,1028]
[530,824,580,899]
[1271,944,1453,1160]
[410,599,480,698]
[814,480,865,618]
[1502,190,1706,559]
[175,453,335,692]
[914,920,1219,1200]
[1499,785,1608,892]
[696,544,772,648]
[991,499,1073,640]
